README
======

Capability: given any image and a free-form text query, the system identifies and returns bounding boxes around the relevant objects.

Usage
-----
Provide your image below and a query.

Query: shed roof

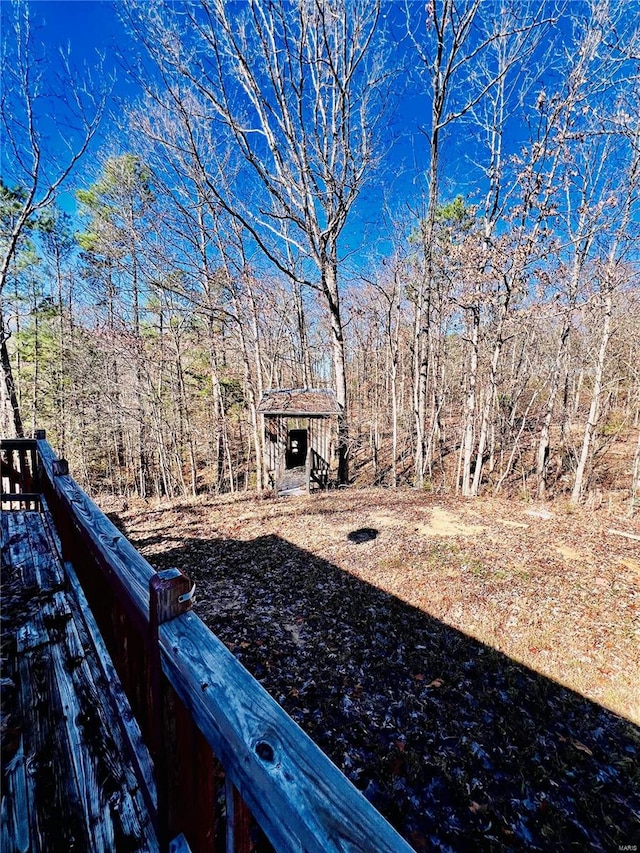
[258,388,340,417]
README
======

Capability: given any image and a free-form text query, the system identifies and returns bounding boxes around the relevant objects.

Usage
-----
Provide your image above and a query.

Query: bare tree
[570,116,640,503]
[406,0,482,487]
[406,0,552,488]
[464,2,554,496]
[0,0,108,435]
[77,154,160,496]
[527,1,640,498]
[124,0,387,484]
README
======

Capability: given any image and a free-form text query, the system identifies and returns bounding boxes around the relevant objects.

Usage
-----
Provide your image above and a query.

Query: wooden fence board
[1,493,41,507]
[23,511,65,591]
[160,612,414,853]
[39,498,157,820]
[169,833,193,853]
[3,437,415,853]
[37,439,153,623]
[226,780,252,853]
[4,511,35,589]
[44,590,157,852]
[44,590,116,848]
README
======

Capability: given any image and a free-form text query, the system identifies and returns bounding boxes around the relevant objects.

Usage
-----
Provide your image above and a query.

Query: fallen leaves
[111,488,640,852]
[572,740,594,757]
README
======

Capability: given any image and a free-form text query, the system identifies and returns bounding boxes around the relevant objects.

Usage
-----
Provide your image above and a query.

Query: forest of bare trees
[2,0,639,510]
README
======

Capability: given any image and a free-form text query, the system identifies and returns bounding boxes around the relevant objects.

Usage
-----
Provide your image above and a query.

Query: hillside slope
[104,489,640,850]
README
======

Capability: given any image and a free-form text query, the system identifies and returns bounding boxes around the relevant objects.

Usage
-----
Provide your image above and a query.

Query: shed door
[285,429,308,469]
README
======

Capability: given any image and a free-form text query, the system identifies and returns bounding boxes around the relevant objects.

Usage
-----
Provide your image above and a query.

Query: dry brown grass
[100,487,640,849]
[106,487,639,724]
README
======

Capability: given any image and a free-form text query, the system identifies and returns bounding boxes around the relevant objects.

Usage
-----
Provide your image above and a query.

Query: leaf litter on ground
[104,488,640,851]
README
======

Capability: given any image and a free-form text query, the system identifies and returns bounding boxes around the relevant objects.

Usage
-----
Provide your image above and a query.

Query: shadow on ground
[135,529,639,852]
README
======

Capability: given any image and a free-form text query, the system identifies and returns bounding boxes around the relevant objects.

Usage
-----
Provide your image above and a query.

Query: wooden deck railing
[1,435,413,853]
[1,435,41,509]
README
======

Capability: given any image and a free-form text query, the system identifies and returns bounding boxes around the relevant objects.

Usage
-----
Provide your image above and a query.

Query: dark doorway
[285,429,308,469]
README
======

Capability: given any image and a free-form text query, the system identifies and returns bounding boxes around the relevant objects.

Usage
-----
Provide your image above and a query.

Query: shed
[258,388,340,495]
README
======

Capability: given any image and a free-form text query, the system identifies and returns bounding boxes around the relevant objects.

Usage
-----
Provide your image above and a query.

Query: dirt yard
[104,488,640,851]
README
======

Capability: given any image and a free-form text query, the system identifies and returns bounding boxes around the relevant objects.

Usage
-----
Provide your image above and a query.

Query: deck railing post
[34,431,46,508]
[52,459,69,476]
[17,434,416,853]
[149,569,195,852]
[225,778,252,853]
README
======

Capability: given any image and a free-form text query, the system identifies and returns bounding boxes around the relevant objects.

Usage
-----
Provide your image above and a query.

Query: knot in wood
[255,741,275,763]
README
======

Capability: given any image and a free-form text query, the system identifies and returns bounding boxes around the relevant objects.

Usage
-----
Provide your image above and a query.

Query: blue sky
[12,5,170,158]
[29,1,122,55]
[4,0,638,280]
[3,1,440,236]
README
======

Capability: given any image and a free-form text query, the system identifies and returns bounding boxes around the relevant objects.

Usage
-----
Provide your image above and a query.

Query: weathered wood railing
[309,447,330,489]
[1,435,413,853]
[1,435,41,509]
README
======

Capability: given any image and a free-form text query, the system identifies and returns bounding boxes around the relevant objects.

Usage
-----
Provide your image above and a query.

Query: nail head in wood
[150,568,194,625]
[53,459,69,476]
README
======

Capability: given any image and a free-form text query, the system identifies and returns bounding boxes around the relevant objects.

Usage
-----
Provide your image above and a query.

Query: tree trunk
[55,252,67,455]
[244,273,265,491]
[536,316,571,498]
[470,296,508,496]
[0,316,24,437]
[322,243,349,485]
[571,291,613,503]
[293,280,313,388]
[630,430,640,517]
[179,359,198,498]
[413,265,429,488]
[30,278,39,435]
[461,305,479,496]
[207,316,234,494]
[390,271,401,488]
